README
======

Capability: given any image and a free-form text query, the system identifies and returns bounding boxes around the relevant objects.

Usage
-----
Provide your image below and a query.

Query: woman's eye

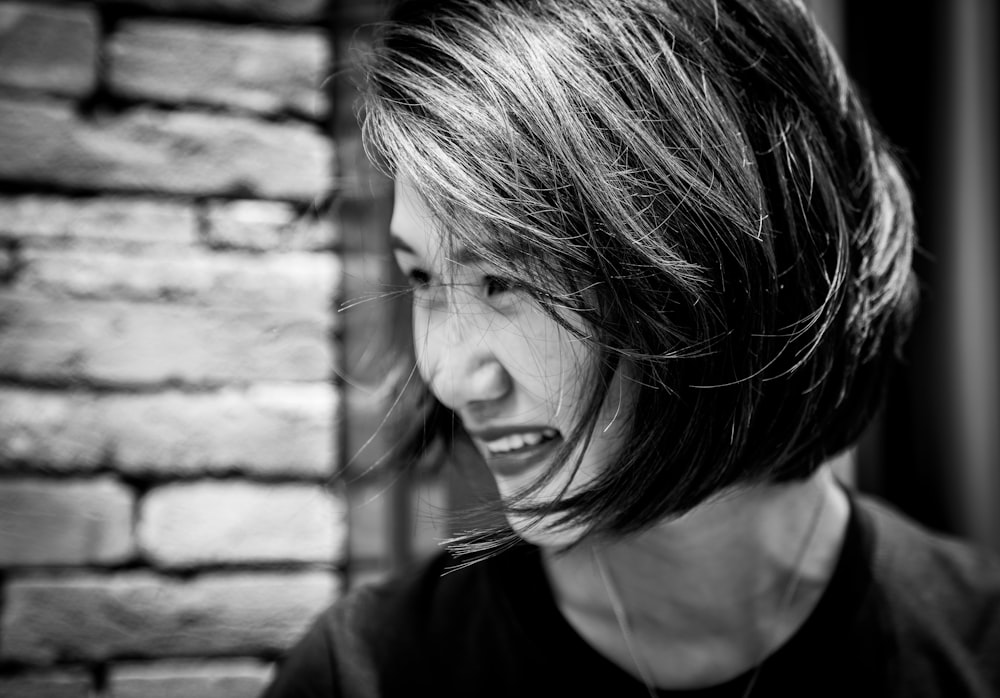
[406,268,431,288]
[483,275,514,297]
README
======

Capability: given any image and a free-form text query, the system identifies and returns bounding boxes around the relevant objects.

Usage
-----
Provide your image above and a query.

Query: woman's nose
[418,314,511,413]
[430,353,511,414]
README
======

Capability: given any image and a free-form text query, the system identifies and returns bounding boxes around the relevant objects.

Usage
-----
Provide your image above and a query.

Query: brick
[0,195,197,248]
[0,570,337,662]
[110,384,336,477]
[109,20,330,119]
[16,248,338,311]
[204,199,337,252]
[0,669,91,698]
[0,385,335,477]
[348,476,447,562]
[0,4,98,98]
[111,660,272,698]
[0,293,332,384]
[138,481,345,566]
[0,477,134,566]
[0,389,107,471]
[0,98,332,200]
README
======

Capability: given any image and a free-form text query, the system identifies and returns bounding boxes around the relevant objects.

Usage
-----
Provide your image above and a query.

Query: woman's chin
[503,509,588,549]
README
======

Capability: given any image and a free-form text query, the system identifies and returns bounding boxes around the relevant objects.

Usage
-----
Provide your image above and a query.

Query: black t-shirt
[262,494,1000,697]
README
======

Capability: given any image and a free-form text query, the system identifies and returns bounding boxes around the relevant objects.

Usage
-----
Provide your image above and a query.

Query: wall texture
[0,1,445,695]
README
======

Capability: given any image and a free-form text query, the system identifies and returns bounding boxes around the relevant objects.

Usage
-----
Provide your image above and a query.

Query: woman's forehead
[391,177,496,270]
[390,177,436,255]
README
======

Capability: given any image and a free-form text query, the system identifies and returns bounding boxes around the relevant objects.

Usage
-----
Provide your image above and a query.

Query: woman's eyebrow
[449,245,484,266]
[390,234,479,265]
[391,234,516,269]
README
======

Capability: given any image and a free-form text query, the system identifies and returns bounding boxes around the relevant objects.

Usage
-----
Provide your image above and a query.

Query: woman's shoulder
[262,543,542,698]
[853,494,1000,691]
[857,493,1000,600]
[336,542,536,636]
[325,548,482,648]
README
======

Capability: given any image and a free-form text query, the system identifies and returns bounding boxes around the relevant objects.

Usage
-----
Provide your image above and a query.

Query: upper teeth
[484,428,558,454]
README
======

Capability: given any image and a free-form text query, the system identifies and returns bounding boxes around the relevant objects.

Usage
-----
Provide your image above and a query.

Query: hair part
[363,0,918,541]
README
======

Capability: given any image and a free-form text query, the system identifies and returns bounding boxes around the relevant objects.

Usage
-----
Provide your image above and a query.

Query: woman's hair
[362,0,917,538]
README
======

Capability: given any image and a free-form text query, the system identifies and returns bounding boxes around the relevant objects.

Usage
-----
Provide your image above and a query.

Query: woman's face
[390,177,630,545]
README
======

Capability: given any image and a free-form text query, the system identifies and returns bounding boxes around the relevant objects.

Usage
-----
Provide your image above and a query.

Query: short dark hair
[362,0,917,538]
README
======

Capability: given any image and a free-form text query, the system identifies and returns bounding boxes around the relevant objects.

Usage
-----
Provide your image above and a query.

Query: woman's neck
[540,467,850,689]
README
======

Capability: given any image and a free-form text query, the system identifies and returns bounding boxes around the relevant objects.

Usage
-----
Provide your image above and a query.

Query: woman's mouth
[483,427,560,455]
[474,428,563,478]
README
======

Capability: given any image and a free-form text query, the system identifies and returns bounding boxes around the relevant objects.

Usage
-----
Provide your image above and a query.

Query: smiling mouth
[483,428,560,455]
[475,428,563,478]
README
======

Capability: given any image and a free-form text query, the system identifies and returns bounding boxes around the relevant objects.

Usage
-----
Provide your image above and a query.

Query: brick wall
[0,1,448,695]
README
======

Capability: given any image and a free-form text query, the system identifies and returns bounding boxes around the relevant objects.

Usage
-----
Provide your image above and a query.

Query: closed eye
[406,268,432,288]
[483,275,515,297]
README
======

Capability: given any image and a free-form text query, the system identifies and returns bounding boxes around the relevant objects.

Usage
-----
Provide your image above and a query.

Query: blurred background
[0,0,996,696]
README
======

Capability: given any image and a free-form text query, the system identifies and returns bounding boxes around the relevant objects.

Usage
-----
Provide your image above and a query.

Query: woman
[263,0,1000,695]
